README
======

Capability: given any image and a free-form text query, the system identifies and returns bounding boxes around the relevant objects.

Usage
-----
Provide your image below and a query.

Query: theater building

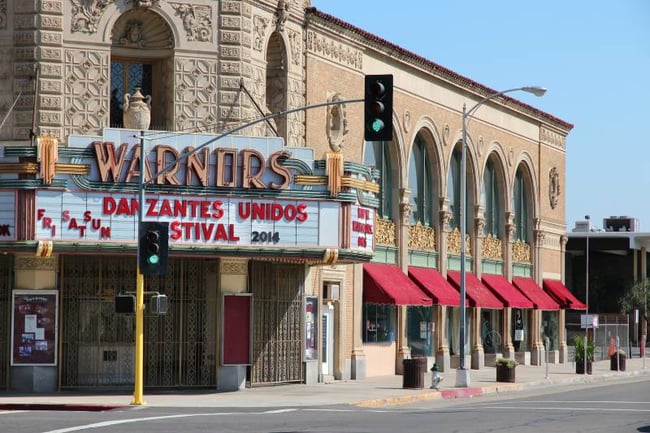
[0,1,572,392]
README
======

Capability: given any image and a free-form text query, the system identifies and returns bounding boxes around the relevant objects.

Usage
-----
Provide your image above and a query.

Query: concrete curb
[354,367,650,408]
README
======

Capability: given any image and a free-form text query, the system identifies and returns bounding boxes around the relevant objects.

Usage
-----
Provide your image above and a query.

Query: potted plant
[610,349,626,371]
[574,334,595,375]
[495,357,518,383]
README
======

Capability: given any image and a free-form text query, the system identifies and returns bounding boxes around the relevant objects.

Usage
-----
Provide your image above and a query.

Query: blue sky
[311,0,650,231]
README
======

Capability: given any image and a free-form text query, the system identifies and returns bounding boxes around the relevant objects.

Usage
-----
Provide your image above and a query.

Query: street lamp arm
[465,86,547,120]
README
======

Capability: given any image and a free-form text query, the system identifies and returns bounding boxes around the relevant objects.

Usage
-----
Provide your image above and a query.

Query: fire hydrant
[430,363,442,390]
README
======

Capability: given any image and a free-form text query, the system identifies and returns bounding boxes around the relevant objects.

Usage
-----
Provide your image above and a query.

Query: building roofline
[305,6,574,132]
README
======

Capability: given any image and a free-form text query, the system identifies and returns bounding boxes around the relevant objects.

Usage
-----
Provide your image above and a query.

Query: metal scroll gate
[0,255,12,390]
[60,255,216,388]
[250,261,304,386]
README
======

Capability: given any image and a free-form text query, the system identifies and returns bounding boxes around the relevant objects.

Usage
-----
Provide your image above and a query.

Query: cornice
[305,7,573,133]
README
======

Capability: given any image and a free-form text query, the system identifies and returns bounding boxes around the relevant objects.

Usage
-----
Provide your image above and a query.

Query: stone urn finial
[123,87,152,130]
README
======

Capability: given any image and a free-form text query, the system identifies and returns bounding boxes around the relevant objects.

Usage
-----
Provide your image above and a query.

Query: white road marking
[476,405,650,413]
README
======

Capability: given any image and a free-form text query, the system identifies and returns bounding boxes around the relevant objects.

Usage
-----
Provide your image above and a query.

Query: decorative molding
[130,0,161,7]
[170,2,213,42]
[375,219,396,246]
[306,30,363,70]
[0,0,6,30]
[549,166,560,209]
[71,0,111,34]
[274,0,289,33]
[408,222,436,251]
[287,29,301,65]
[512,239,531,263]
[443,123,450,146]
[174,57,218,132]
[326,92,348,152]
[64,49,110,138]
[220,258,248,275]
[540,126,566,150]
[112,12,173,49]
[252,15,269,52]
[399,188,411,225]
[447,228,471,256]
[403,110,411,133]
[16,255,57,271]
[482,234,502,260]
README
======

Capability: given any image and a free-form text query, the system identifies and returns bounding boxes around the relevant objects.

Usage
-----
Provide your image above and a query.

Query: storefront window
[363,304,396,342]
[542,311,559,351]
[407,306,432,356]
[512,308,528,352]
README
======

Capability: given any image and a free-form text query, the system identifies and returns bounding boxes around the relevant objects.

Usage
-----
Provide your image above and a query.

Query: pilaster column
[558,233,568,362]
[502,307,515,358]
[351,263,366,379]
[532,223,547,364]
[438,197,452,275]
[396,188,412,373]
[436,197,452,371]
[471,307,484,369]
[473,204,485,275]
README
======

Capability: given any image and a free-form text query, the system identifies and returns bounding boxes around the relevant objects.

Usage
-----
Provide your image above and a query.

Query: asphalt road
[2,377,649,433]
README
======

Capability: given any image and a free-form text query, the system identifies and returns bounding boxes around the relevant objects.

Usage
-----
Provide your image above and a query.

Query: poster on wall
[11,290,58,366]
[304,296,319,361]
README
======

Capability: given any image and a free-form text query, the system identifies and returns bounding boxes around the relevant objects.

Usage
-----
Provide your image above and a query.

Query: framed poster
[11,290,58,366]
[304,296,319,361]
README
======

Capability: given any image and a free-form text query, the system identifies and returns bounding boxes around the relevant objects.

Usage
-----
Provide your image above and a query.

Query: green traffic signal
[147,253,160,265]
[139,222,169,277]
[370,118,385,133]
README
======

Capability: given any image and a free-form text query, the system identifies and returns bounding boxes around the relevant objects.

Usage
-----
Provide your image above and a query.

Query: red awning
[363,263,432,306]
[542,279,587,310]
[408,267,466,307]
[481,274,534,309]
[447,271,503,309]
[512,277,560,311]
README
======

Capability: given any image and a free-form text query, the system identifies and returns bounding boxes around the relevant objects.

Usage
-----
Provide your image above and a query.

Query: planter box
[610,355,626,371]
[496,365,516,383]
[576,360,592,375]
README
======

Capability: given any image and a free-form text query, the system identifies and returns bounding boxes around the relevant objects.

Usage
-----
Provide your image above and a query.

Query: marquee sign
[0,190,16,241]
[35,190,340,248]
[21,129,379,253]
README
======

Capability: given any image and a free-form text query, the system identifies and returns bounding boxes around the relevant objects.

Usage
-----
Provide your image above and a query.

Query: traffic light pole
[129,96,367,404]
[132,130,146,405]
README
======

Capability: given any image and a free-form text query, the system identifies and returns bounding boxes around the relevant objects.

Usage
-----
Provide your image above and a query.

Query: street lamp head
[585,215,590,220]
[522,86,547,97]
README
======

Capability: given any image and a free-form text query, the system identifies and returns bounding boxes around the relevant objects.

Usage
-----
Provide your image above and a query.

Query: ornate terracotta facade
[0,0,572,389]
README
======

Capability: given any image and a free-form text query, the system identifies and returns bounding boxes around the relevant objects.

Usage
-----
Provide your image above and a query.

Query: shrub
[495,357,518,368]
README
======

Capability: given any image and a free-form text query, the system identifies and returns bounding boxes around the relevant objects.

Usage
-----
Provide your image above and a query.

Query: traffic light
[364,74,393,141]
[115,294,136,314]
[138,221,169,277]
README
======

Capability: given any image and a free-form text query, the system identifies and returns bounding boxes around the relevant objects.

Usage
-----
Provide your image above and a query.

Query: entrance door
[321,303,335,378]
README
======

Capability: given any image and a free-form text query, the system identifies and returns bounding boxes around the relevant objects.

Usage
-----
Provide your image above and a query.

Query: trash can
[402,357,426,389]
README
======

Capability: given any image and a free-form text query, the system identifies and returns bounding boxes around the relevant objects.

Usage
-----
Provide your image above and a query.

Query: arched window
[364,141,393,219]
[447,146,473,232]
[447,148,461,230]
[407,134,433,226]
[110,11,174,130]
[266,32,288,140]
[483,158,502,237]
[513,167,530,242]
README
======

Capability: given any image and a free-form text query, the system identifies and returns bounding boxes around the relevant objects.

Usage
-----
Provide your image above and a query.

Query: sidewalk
[1,357,648,411]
